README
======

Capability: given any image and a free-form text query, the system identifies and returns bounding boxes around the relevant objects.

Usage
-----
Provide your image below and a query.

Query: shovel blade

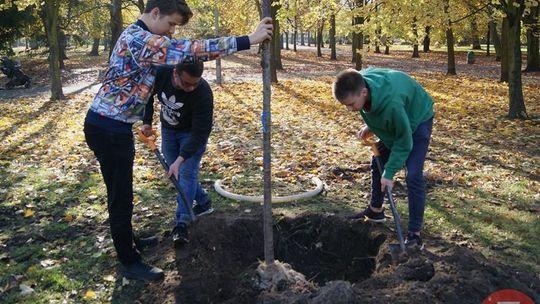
[388,243,408,263]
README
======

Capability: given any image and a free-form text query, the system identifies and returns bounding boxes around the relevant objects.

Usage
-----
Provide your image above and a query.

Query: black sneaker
[119,261,164,282]
[349,206,386,223]
[172,223,189,246]
[134,235,159,251]
[405,232,424,249]
[193,201,214,217]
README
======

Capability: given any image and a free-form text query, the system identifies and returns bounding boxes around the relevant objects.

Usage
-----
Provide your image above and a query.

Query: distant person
[333,68,434,249]
[83,0,272,281]
[142,61,214,247]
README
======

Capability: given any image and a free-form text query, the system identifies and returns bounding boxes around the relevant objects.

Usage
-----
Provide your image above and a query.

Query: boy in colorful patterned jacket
[83,0,272,282]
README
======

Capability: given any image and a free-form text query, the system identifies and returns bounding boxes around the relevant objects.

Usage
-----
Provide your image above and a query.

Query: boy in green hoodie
[333,68,434,248]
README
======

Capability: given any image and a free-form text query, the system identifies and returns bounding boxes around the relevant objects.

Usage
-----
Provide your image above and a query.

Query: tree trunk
[293,29,297,52]
[300,32,305,45]
[500,17,509,82]
[307,32,311,46]
[355,18,363,70]
[270,0,282,82]
[317,23,323,57]
[285,32,289,50]
[43,0,64,100]
[524,5,540,72]
[486,25,490,56]
[352,14,363,66]
[351,16,358,62]
[109,0,123,58]
[385,45,390,54]
[446,29,456,75]
[470,16,482,49]
[58,30,67,70]
[525,28,540,72]
[90,38,100,56]
[214,5,222,85]
[444,0,456,75]
[490,20,502,61]
[412,18,420,58]
[329,14,337,60]
[260,0,275,265]
[374,26,381,53]
[506,7,527,118]
[423,26,431,52]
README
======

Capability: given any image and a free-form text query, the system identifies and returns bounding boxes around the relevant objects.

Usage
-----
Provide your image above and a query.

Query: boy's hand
[357,126,373,141]
[381,177,394,192]
[168,156,184,180]
[140,124,153,137]
[248,17,273,44]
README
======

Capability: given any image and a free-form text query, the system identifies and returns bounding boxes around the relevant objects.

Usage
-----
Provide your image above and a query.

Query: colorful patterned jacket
[87,20,249,132]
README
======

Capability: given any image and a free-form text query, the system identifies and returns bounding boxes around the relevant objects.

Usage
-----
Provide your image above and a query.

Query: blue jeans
[161,128,210,225]
[370,117,433,233]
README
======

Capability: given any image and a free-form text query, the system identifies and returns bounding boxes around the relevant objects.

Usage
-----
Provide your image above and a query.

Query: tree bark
[446,28,456,75]
[412,18,420,58]
[109,0,123,58]
[58,30,67,69]
[490,20,502,61]
[500,17,509,82]
[470,15,482,49]
[486,25,490,56]
[293,29,297,52]
[506,5,527,118]
[43,0,64,100]
[444,0,456,75]
[374,26,381,53]
[270,0,282,82]
[352,12,363,67]
[329,14,336,60]
[260,0,274,266]
[524,5,540,72]
[423,26,431,52]
[285,32,289,50]
[90,38,100,56]
[214,5,222,85]
[317,22,323,57]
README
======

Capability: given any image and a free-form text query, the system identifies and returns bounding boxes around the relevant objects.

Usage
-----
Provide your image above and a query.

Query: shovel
[362,138,407,262]
[137,129,197,223]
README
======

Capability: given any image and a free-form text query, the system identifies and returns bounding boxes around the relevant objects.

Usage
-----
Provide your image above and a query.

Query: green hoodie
[360,68,434,180]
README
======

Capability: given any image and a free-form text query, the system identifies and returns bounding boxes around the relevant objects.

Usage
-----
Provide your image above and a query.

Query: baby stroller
[1,57,31,89]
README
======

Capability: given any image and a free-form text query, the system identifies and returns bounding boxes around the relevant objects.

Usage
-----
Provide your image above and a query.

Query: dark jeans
[370,117,433,233]
[84,122,141,265]
[161,128,209,225]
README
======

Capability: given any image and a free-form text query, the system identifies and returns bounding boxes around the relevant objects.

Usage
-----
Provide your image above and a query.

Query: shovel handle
[363,136,406,252]
[136,128,159,151]
[136,128,197,222]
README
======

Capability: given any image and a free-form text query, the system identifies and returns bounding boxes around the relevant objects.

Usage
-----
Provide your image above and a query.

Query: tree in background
[491,0,539,119]
[0,4,36,55]
[523,3,540,72]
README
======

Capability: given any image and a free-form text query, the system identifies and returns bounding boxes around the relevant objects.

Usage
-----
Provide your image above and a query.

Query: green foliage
[0,4,36,54]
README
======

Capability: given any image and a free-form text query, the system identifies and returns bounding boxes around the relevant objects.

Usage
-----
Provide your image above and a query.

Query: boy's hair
[333,68,366,101]
[144,0,193,25]
[176,61,204,78]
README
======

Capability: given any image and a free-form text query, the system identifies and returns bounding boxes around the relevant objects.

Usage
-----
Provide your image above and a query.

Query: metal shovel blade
[388,243,408,263]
